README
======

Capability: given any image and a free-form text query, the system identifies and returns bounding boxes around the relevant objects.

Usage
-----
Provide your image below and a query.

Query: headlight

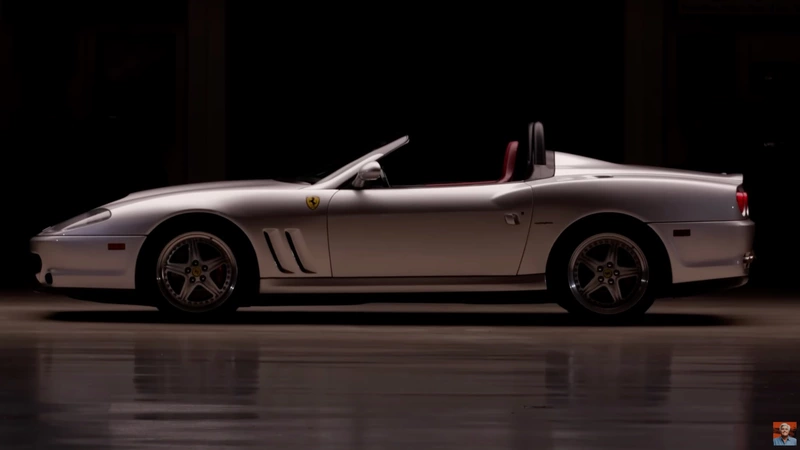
[45,208,112,232]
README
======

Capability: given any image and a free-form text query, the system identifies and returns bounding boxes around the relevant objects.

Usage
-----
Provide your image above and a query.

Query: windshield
[272,136,408,185]
[309,136,409,185]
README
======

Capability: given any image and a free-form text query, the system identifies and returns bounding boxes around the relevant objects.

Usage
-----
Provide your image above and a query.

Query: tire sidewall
[136,222,256,317]
[549,225,659,320]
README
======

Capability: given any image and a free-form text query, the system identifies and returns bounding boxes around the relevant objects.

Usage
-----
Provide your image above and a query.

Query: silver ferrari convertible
[30,123,754,320]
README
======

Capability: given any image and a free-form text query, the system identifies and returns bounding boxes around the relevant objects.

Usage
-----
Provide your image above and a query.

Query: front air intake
[263,232,292,274]
[284,232,314,274]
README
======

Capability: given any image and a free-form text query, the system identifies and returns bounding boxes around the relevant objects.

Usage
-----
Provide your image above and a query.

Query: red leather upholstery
[497,140,518,182]
[426,141,518,187]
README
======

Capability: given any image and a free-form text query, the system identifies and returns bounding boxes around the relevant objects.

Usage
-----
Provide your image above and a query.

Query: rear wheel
[550,230,657,320]
[137,223,256,318]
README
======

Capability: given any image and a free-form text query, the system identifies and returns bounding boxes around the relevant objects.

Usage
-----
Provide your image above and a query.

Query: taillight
[736,187,749,217]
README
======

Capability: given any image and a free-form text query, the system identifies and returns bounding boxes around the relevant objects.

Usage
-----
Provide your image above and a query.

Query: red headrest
[497,141,518,183]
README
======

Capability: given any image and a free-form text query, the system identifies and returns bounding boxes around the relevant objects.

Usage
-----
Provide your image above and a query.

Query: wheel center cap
[603,268,613,279]
[192,267,202,277]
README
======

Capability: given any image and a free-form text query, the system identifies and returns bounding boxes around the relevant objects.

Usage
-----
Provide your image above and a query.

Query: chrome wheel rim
[156,232,238,313]
[567,233,649,315]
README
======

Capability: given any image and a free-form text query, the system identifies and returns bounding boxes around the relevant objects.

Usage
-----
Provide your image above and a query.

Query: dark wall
[5,0,800,291]
[226,3,626,182]
[2,1,625,289]
[0,0,186,287]
[16,2,800,290]
[666,6,800,285]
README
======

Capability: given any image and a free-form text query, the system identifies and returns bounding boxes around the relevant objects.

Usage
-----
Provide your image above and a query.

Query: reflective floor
[0,289,796,449]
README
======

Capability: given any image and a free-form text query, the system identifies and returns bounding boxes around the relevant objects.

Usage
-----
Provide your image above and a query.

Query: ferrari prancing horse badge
[306,196,320,210]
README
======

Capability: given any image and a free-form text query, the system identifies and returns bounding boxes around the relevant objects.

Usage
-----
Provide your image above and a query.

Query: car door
[327,182,534,277]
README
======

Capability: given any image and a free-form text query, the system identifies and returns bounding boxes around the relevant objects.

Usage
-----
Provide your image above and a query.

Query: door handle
[504,213,520,225]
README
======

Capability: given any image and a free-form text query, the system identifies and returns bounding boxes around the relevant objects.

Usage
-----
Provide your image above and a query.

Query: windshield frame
[312,136,409,189]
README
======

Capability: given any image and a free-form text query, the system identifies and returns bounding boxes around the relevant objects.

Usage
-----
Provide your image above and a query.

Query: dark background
[0,0,797,288]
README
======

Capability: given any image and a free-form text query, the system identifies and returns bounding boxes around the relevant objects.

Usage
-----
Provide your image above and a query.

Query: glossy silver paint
[328,182,533,277]
[30,136,754,297]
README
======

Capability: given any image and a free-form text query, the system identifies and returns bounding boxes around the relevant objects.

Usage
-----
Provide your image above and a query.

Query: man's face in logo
[781,424,791,437]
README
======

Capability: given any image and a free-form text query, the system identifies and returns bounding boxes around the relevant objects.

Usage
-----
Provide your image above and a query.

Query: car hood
[554,152,743,185]
[104,179,309,207]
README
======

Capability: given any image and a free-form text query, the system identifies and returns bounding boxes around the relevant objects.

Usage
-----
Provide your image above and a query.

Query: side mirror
[352,161,382,188]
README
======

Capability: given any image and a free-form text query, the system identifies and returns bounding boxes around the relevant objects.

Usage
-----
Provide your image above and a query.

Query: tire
[136,222,257,319]
[548,228,659,321]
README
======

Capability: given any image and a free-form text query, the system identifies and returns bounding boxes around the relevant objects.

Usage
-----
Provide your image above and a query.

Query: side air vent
[263,231,292,274]
[285,231,315,274]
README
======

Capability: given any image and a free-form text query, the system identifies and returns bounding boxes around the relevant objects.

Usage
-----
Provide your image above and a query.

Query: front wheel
[138,225,254,318]
[550,231,657,320]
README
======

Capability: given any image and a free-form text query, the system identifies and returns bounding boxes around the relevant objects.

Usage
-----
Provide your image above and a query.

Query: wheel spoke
[201,278,222,297]
[165,262,186,275]
[578,255,604,271]
[606,282,623,303]
[606,242,619,265]
[616,267,639,280]
[178,279,197,301]
[188,239,201,263]
[203,256,226,273]
[582,277,604,296]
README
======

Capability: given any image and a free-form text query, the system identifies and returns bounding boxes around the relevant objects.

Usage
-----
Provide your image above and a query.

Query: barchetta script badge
[306,196,320,210]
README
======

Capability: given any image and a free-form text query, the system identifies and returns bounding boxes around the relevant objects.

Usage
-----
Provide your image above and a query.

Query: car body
[30,123,755,319]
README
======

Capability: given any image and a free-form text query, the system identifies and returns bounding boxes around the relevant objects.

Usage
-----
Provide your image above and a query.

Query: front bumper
[30,235,146,290]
